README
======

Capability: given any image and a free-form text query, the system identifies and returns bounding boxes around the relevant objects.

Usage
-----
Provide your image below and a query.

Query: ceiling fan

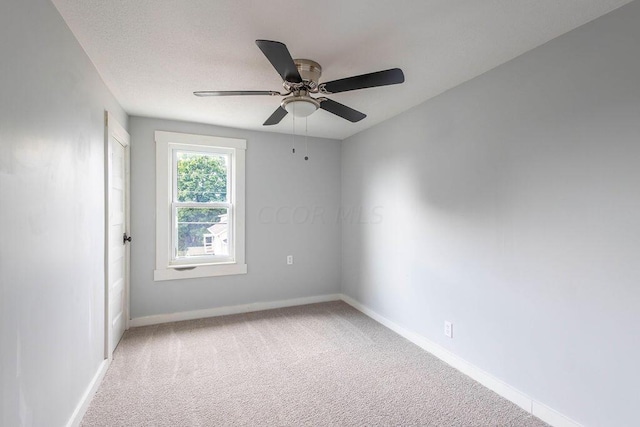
[194,40,405,126]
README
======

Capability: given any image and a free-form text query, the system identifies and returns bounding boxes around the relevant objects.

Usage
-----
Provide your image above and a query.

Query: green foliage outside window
[177,153,227,203]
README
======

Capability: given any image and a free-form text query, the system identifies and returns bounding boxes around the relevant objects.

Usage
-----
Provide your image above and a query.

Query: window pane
[176,151,228,202]
[176,207,229,258]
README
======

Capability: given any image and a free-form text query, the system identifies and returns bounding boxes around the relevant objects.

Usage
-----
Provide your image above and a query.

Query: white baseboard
[339,294,582,427]
[129,294,342,327]
[531,401,583,427]
[66,358,110,427]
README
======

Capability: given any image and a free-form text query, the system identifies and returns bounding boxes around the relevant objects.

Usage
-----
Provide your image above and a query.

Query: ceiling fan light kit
[194,40,405,126]
[282,96,319,117]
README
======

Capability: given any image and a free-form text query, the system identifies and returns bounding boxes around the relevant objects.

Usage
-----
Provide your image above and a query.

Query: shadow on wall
[357,106,511,220]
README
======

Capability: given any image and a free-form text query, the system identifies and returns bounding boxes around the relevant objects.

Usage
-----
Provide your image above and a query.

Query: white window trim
[154,131,247,281]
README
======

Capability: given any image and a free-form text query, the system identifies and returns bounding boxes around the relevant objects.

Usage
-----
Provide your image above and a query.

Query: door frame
[104,111,131,360]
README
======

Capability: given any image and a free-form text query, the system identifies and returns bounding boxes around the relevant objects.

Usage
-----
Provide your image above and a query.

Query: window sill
[154,263,247,281]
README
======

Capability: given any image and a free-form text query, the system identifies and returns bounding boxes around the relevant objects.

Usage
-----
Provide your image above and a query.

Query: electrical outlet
[444,321,453,338]
[287,255,293,265]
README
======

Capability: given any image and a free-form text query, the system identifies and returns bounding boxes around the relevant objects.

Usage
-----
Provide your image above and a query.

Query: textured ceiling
[52,0,632,140]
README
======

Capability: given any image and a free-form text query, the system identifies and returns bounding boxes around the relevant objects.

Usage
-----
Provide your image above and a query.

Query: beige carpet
[82,301,548,426]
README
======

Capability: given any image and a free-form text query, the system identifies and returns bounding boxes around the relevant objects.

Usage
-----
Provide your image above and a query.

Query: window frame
[154,131,247,281]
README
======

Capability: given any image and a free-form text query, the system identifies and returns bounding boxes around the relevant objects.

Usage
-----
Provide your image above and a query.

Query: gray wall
[0,0,127,425]
[129,117,341,318]
[341,2,640,426]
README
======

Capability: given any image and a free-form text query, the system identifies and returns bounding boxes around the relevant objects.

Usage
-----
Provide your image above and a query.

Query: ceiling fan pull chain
[304,117,309,161]
[292,108,296,154]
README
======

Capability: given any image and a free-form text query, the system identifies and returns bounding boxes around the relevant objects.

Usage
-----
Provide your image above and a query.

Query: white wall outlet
[444,321,453,338]
[287,255,293,265]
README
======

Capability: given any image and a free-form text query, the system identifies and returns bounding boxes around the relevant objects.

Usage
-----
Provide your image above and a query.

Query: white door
[106,113,130,357]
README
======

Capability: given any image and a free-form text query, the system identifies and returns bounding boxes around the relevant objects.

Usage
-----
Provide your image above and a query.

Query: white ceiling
[52,0,631,140]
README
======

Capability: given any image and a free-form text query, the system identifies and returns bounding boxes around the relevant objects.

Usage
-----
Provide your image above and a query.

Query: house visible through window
[202,213,229,255]
[154,131,246,281]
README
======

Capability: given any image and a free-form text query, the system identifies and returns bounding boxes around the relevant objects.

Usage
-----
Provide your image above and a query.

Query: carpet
[81,301,548,426]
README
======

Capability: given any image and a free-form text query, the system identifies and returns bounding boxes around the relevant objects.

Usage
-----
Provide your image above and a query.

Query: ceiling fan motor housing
[280,59,323,117]
[284,59,322,90]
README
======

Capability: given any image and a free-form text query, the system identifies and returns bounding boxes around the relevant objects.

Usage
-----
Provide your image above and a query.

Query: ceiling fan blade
[319,99,366,122]
[194,90,283,97]
[255,40,302,84]
[263,106,288,126]
[320,68,405,94]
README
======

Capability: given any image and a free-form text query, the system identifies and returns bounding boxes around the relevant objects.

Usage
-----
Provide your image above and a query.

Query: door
[106,112,130,357]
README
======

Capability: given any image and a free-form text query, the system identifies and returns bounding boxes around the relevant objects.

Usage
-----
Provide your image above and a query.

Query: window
[154,131,246,280]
